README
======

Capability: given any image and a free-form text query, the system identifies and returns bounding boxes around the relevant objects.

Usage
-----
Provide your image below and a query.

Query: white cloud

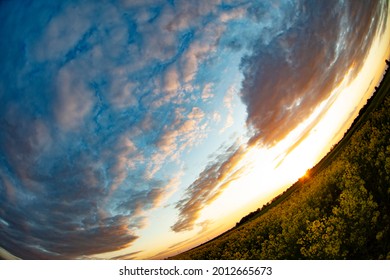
[219,7,247,23]
[33,3,92,61]
[212,111,222,123]
[109,81,138,109]
[201,83,214,100]
[181,23,225,83]
[219,85,236,133]
[54,63,94,130]
[164,65,181,93]
[147,107,208,177]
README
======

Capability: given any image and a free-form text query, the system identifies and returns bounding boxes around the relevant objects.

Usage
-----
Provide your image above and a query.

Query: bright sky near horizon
[0,0,389,260]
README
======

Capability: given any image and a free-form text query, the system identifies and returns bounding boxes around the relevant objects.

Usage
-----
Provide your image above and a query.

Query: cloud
[239,0,387,146]
[212,112,222,123]
[109,80,138,109]
[1,0,239,258]
[169,0,389,236]
[111,250,143,260]
[164,65,181,93]
[180,20,226,83]
[201,83,214,100]
[171,143,246,232]
[32,2,93,62]
[220,85,236,133]
[147,106,208,177]
[0,247,21,260]
[1,0,385,259]
[219,7,246,23]
[164,0,221,32]
[0,178,140,259]
[53,62,95,130]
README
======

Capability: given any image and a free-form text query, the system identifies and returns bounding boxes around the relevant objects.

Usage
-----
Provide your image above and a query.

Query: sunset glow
[0,0,389,260]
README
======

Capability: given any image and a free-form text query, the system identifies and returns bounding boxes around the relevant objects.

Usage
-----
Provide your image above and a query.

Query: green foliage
[170,71,390,260]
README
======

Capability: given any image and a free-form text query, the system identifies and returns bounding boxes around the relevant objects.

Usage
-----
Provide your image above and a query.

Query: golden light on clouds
[1,0,389,260]
[195,27,390,237]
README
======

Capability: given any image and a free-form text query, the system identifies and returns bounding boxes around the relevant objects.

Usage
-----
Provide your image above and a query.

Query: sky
[0,0,389,260]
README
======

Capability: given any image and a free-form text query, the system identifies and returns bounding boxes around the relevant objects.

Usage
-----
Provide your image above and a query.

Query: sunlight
[121,9,390,259]
[197,147,273,223]
[158,4,390,259]
[196,64,363,230]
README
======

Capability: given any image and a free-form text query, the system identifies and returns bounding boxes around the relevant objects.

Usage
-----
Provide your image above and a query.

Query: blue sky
[0,0,389,259]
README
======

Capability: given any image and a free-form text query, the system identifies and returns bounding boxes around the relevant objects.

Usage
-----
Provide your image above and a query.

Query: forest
[170,63,390,260]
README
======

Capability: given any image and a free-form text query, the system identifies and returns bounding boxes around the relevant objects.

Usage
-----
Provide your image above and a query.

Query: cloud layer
[172,143,246,232]
[0,0,250,259]
[0,0,388,258]
[170,0,388,233]
[240,0,388,145]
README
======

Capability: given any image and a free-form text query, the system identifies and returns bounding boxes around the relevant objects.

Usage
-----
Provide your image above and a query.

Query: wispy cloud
[110,250,143,260]
[219,85,236,133]
[172,143,246,232]
[201,83,214,101]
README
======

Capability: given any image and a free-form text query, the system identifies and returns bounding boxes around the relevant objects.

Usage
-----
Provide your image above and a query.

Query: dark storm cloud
[172,143,246,232]
[240,0,388,146]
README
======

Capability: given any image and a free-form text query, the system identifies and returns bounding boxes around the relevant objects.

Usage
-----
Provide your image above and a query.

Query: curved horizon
[0,0,389,260]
